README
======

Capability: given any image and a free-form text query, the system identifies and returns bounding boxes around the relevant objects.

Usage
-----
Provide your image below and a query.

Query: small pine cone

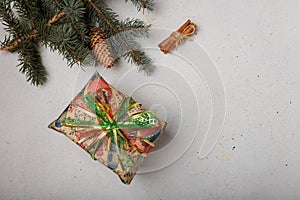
[89,27,114,68]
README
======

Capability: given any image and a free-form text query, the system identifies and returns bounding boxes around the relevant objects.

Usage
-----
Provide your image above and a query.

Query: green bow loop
[118,111,159,130]
[82,93,111,128]
[114,96,159,130]
[61,118,107,131]
[115,96,135,121]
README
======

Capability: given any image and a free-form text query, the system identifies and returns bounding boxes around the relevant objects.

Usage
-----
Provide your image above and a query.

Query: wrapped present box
[49,71,166,184]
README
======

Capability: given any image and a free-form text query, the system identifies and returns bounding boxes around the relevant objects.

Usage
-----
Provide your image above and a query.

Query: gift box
[49,71,166,184]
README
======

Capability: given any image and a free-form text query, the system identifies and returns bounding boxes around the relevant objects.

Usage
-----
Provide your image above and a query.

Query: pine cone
[89,27,114,68]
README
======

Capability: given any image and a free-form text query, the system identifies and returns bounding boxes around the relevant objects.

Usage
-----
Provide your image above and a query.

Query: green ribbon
[61,92,158,157]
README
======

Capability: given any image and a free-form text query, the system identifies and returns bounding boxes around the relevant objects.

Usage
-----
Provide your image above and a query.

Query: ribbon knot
[60,90,158,162]
[107,120,118,130]
[171,23,196,49]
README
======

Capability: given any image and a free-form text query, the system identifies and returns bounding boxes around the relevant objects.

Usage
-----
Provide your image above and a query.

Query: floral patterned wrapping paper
[49,71,166,184]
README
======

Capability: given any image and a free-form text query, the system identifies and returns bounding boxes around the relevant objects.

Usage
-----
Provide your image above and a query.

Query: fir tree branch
[17,40,47,86]
[48,11,65,25]
[0,29,38,51]
[122,50,153,74]
[0,1,22,37]
[44,23,91,67]
[14,0,37,29]
[53,0,88,42]
[0,4,15,27]
[118,18,150,37]
[43,0,91,67]
[66,47,84,63]
[125,0,155,12]
[85,0,153,71]
[0,35,12,50]
[53,0,62,8]
[0,0,155,85]
[85,0,117,34]
[37,0,56,20]
[0,1,47,85]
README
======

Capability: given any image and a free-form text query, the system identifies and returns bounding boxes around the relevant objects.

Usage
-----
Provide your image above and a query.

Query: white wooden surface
[0,0,299,199]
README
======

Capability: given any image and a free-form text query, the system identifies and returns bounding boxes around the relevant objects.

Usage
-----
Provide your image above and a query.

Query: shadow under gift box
[48,71,166,184]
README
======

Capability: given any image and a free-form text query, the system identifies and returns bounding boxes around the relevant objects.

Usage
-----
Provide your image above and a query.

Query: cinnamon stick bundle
[158,19,197,54]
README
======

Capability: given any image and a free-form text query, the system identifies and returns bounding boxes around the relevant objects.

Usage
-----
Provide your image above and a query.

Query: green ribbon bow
[61,92,159,165]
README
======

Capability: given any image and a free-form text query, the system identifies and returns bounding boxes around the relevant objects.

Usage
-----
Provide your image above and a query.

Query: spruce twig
[85,0,153,72]
[17,40,47,86]
[85,0,116,33]
[0,2,21,37]
[53,0,87,42]
[0,0,155,86]
[15,0,38,29]
[126,0,155,12]
[48,11,65,25]
[0,29,38,51]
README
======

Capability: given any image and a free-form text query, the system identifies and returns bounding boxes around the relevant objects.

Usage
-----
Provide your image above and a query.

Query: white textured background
[1,0,300,199]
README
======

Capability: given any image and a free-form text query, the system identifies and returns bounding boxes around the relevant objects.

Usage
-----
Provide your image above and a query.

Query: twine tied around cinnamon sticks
[158,19,197,54]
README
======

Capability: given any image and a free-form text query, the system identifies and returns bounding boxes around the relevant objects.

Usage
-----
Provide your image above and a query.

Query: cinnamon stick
[176,19,191,33]
[158,19,197,54]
